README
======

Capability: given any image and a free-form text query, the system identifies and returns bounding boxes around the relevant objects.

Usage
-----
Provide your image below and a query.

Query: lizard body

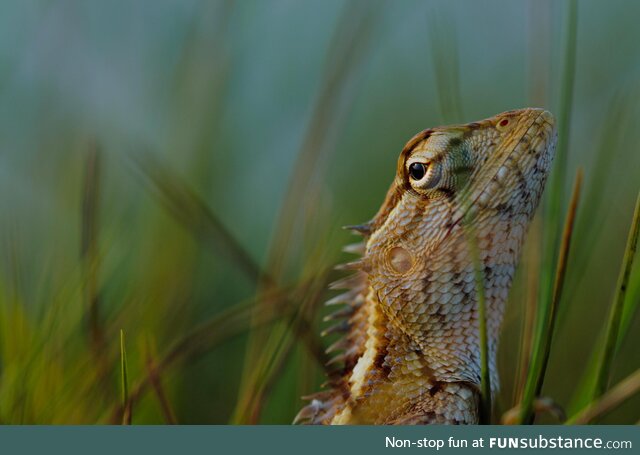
[296,108,557,425]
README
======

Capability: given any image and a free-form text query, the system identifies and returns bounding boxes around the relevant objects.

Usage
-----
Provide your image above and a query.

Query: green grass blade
[263,0,375,282]
[526,0,552,106]
[169,0,233,190]
[518,169,583,424]
[552,0,578,200]
[517,0,579,425]
[469,232,491,424]
[543,0,578,253]
[230,271,329,424]
[81,141,104,352]
[618,261,640,350]
[568,368,640,424]
[562,95,634,413]
[512,217,542,405]
[132,153,265,285]
[120,329,131,425]
[538,0,578,337]
[568,192,640,414]
[535,170,582,394]
[562,95,629,292]
[591,193,640,399]
[427,7,464,123]
[144,337,178,425]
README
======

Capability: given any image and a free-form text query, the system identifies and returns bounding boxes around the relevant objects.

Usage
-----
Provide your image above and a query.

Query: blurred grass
[0,0,639,424]
[591,194,640,401]
[120,329,131,425]
[517,169,583,424]
[569,368,640,425]
[516,0,579,424]
[427,6,464,123]
[232,1,376,423]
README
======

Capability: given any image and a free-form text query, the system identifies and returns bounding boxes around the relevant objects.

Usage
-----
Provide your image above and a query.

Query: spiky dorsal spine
[293,228,370,424]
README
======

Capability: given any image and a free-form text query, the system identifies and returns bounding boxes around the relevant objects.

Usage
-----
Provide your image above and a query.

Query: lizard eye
[407,160,442,191]
[409,162,427,180]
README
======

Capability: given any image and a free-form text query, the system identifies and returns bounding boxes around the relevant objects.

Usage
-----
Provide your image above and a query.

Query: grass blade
[464,222,491,423]
[562,96,634,413]
[538,0,578,341]
[427,7,464,123]
[517,0,579,424]
[502,397,566,425]
[518,168,583,424]
[263,0,375,281]
[132,153,265,286]
[120,329,131,425]
[230,270,329,424]
[562,95,630,290]
[544,0,578,252]
[568,368,640,424]
[81,141,104,352]
[591,193,640,399]
[512,216,542,404]
[475,243,491,424]
[618,260,640,349]
[526,0,552,107]
[144,337,178,425]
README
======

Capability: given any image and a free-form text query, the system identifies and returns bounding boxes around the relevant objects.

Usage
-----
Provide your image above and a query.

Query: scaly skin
[295,108,557,425]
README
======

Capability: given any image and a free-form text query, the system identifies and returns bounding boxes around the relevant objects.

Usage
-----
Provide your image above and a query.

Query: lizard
[294,108,557,425]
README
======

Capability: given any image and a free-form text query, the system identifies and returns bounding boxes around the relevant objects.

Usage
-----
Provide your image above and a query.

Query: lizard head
[369,108,556,234]
[358,108,557,384]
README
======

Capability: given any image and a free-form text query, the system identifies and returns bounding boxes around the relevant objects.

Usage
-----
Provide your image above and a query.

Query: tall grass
[590,194,640,400]
[517,170,582,423]
[515,0,579,424]
[229,1,375,424]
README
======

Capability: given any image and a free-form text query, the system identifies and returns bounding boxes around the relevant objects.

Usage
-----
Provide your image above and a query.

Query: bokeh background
[0,0,639,424]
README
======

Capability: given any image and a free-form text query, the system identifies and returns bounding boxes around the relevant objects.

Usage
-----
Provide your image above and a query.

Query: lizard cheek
[387,246,413,274]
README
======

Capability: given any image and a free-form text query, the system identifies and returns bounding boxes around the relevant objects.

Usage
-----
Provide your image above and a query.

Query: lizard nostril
[388,246,413,273]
